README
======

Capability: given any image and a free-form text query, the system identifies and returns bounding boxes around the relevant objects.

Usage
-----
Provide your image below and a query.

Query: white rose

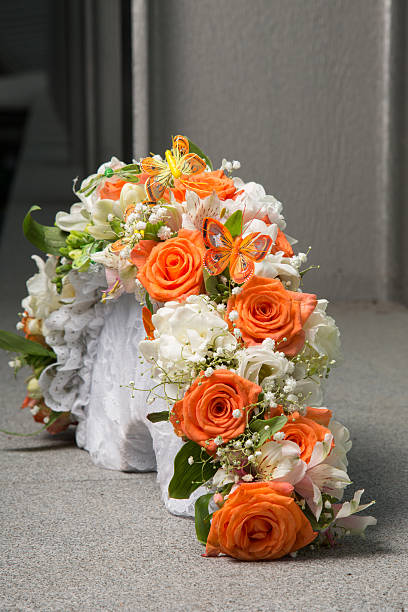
[139,295,237,381]
[237,344,290,386]
[242,218,278,245]
[227,179,287,230]
[303,300,341,363]
[254,252,300,290]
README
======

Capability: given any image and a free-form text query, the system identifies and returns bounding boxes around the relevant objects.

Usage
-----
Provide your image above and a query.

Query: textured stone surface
[147,0,400,303]
[1,301,407,611]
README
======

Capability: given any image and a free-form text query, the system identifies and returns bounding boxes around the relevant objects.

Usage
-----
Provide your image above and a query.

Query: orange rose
[170,369,261,454]
[267,406,333,463]
[206,481,317,560]
[99,178,127,200]
[226,276,317,356]
[136,229,205,302]
[172,170,237,203]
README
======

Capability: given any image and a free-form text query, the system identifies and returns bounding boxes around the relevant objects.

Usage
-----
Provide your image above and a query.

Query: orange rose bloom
[99,178,127,200]
[170,369,261,454]
[136,229,205,302]
[206,481,317,560]
[172,170,236,203]
[267,406,333,463]
[226,276,317,356]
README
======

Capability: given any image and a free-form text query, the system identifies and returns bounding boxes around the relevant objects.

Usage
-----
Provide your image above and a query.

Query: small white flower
[228,310,239,322]
[135,221,146,231]
[245,439,253,448]
[247,455,255,462]
[232,160,241,170]
[214,435,223,446]
[216,303,226,312]
[157,225,172,240]
[16,322,24,331]
[283,376,296,393]
[188,456,194,465]
[232,409,242,419]
[107,213,114,222]
[324,500,332,509]
[29,405,40,416]
[205,367,214,377]
[216,347,224,356]
[264,425,270,431]
[254,450,262,457]
[232,286,242,295]
[264,391,276,402]
[242,474,254,482]
[233,328,242,338]
[233,440,242,449]
[273,431,286,441]
[43,416,50,424]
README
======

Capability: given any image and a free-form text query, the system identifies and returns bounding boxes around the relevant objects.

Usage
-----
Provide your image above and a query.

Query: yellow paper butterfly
[140,135,207,201]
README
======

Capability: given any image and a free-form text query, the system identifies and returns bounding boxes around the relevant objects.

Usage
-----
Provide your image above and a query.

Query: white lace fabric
[39,272,196,516]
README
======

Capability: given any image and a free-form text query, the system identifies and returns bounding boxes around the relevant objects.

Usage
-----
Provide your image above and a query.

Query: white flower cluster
[139,295,237,393]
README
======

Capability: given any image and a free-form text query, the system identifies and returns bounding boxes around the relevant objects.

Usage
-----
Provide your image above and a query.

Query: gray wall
[132,0,408,304]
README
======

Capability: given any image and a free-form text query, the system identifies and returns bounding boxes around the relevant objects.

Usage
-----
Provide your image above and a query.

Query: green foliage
[143,221,164,241]
[224,210,243,238]
[0,330,55,358]
[195,493,214,545]
[145,292,154,314]
[187,138,213,170]
[168,440,217,499]
[249,415,288,448]
[23,206,67,255]
[203,269,219,298]
[146,410,169,423]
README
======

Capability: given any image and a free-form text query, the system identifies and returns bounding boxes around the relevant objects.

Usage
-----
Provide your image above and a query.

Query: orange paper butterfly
[202,217,273,285]
[140,135,207,201]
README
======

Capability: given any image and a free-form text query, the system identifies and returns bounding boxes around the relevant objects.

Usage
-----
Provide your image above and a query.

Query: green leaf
[249,415,288,448]
[195,493,214,546]
[23,206,68,255]
[187,138,213,170]
[203,269,219,297]
[224,210,243,238]
[0,330,55,358]
[168,440,217,499]
[145,292,154,314]
[146,410,169,423]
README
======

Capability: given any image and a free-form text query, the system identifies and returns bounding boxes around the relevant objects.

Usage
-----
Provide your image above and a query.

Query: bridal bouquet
[1,135,375,560]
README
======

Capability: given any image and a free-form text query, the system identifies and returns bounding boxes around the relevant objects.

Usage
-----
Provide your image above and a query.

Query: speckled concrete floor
[0,299,407,611]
